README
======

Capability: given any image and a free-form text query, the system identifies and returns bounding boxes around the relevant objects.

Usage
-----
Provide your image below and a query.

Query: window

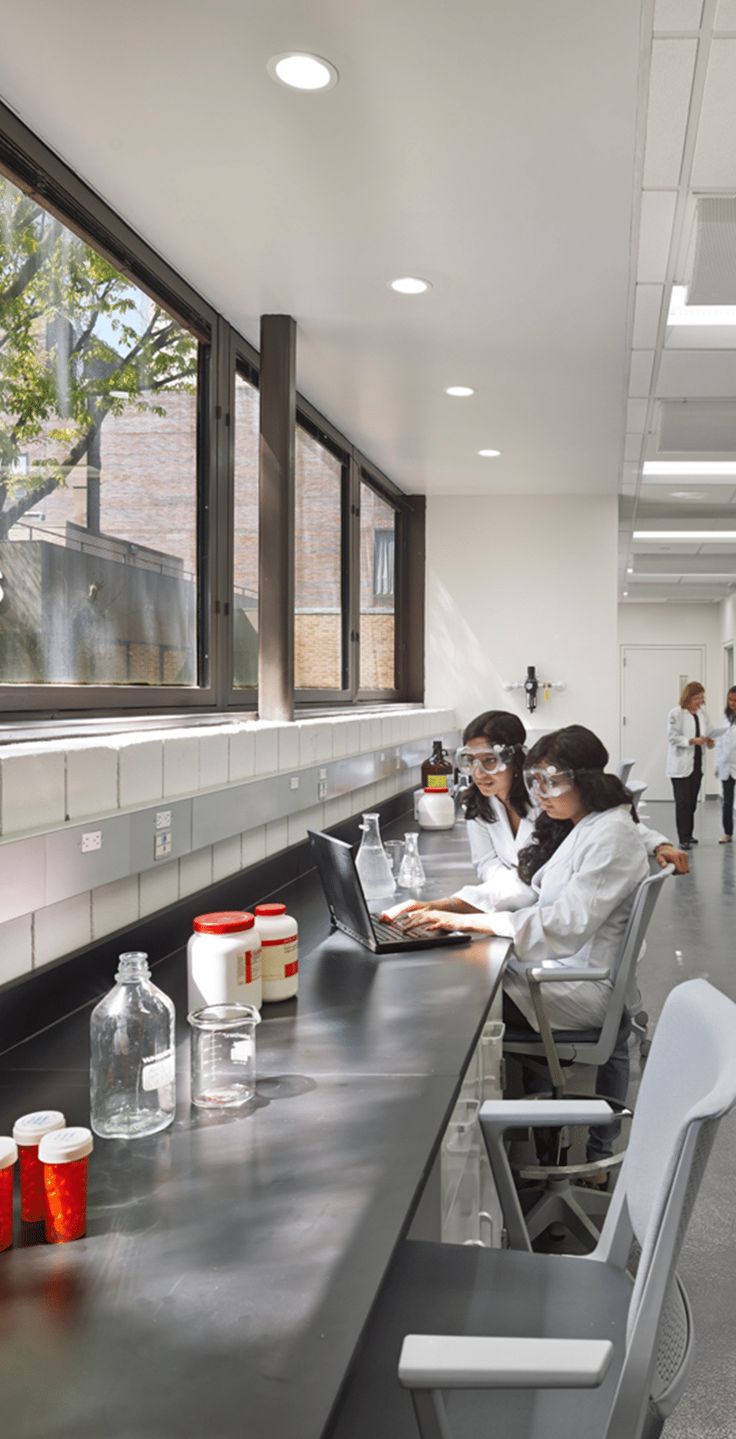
[0,171,202,689]
[360,484,397,691]
[294,422,346,692]
[232,369,259,688]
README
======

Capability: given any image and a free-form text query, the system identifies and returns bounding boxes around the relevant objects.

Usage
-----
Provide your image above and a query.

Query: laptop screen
[307,830,376,944]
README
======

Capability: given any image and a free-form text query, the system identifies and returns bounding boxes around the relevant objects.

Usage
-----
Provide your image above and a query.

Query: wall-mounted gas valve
[503,665,566,713]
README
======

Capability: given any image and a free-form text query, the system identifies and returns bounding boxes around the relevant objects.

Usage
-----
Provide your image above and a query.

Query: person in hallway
[392,726,654,1179]
[666,681,720,849]
[716,686,736,844]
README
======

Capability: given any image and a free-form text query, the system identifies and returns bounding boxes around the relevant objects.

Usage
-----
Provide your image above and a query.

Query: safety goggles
[523,765,576,798]
[455,744,516,777]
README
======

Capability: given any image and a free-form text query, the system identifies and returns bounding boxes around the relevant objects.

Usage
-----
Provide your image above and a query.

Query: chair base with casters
[327,980,736,1439]
[512,1094,632,1250]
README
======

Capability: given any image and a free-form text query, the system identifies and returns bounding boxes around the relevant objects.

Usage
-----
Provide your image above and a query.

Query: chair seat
[504,1024,603,1046]
[327,1239,632,1439]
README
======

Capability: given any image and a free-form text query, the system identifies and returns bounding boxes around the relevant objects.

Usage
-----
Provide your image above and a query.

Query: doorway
[621,645,705,802]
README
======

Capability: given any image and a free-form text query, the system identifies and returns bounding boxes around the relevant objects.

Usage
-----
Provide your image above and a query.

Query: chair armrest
[480,1099,616,1130]
[528,966,611,984]
[399,1334,613,1390]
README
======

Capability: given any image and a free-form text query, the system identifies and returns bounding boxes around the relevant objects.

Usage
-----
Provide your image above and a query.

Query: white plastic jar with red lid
[254,903,299,1002]
[416,788,455,830]
[187,911,262,1012]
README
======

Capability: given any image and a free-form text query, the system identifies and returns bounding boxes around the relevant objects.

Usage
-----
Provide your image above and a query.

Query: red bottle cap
[255,903,287,917]
[193,911,255,935]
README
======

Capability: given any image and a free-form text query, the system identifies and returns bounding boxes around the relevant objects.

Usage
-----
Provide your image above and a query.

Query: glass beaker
[355,813,396,899]
[384,839,405,879]
[398,832,426,888]
[188,1004,261,1109]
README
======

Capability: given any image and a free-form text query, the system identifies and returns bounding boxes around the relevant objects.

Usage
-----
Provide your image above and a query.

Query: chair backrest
[584,863,674,1063]
[601,979,736,1435]
[616,759,635,785]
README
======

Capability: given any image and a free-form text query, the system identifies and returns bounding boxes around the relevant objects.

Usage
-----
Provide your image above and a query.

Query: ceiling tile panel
[637,190,678,280]
[625,432,644,461]
[657,349,736,395]
[643,40,697,186]
[627,397,649,430]
[633,284,665,346]
[629,349,655,395]
[692,40,736,188]
[654,0,703,29]
[715,0,736,31]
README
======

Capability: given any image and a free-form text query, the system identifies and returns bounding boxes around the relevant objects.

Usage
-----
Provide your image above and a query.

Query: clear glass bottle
[90,952,176,1139]
[355,812,396,899]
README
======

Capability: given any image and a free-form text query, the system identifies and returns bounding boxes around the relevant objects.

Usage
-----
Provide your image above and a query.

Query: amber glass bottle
[421,739,453,791]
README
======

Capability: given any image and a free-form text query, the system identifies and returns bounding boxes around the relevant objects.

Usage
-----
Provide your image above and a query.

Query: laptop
[307,830,472,954]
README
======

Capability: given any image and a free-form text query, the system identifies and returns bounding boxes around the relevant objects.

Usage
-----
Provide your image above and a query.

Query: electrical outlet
[318,780,328,800]
[319,767,327,780]
[155,809,172,832]
[154,831,173,861]
[290,776,299,790]
[81,830,102,854]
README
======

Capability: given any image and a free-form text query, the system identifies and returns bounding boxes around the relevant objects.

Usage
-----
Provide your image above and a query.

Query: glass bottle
[90,952,176,1139]
[355,813,396,899]
[421,739,453,791]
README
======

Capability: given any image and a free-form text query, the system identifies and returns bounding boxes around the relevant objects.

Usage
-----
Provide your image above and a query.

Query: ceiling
[1,0,734,608]
[0,0,641,498]
[621,0,736,606]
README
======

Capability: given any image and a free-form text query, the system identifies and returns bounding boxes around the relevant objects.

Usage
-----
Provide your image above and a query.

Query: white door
[621,646,704,802]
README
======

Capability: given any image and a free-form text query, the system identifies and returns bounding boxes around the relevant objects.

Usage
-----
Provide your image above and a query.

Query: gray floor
[628,797,736,1439]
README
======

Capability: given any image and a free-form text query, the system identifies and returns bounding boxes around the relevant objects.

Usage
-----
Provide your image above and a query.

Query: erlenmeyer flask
[398,832,426,888]
[355,813,396,899]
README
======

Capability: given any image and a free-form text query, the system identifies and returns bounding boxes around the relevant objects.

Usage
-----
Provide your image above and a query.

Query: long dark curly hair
[517,725,637,884]
[460,711,530,824]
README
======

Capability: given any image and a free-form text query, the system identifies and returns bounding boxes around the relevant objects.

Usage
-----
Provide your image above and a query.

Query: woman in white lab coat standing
[666,681,719,848]
[715,686,736,843]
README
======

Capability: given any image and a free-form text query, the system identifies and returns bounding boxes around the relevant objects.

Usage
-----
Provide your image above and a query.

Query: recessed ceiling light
[626,567,633,573]
[643,461,736,476]
[623,591,629,597]
[389,276,431,295]
[633,530,736,540]
[445,386,475,397]
[267,53,338,91]
[671,491,706,500]
[478,448,501,458]
[667,284,736,327]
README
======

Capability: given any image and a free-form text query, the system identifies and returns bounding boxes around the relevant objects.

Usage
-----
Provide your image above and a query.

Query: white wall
[618,602,724,794]
[721,594,736,679]
[425,494,619,754]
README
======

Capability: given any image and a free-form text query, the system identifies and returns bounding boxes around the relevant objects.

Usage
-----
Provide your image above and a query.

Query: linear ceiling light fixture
[445,386,475,397]
[633,530,736,540]
[478,448,501,458]
[267,53,338,90]
[643,461,736,476]
[667,284,736,326]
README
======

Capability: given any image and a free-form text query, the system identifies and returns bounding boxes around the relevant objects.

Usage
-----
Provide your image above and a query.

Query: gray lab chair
[502,864,674,1248]
[615,759,635,785]
[326,979,736,1439]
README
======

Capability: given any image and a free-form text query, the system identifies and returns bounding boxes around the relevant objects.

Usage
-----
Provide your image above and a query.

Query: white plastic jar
[187,911,262,1012]
[254,903,299,1002]
[416,788,455,831]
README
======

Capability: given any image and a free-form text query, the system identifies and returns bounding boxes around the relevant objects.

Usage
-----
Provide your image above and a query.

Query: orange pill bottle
[13,1110,66,1223]
[0,1138,17,1252]
[39,1127,93,1244]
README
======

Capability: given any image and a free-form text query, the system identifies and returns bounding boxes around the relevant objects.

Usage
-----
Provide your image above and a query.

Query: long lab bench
[0,824,508,1439]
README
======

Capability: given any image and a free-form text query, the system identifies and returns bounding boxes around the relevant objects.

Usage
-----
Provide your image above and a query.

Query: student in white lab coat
[385,710,686,927]
[715,686,736,843]
[666,680,720,848]
[396,726,655,1174]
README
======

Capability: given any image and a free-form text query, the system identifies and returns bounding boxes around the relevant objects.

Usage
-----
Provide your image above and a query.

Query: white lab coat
[456,797,669,916]
[715,719,736,781]
[666,706,720,778]
[491,806,650,1031]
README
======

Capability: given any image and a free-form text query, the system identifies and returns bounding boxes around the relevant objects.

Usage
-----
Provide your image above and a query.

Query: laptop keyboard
[372,918,442,943]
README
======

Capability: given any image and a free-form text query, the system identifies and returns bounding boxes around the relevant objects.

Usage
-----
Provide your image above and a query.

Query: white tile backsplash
[163,736,199,798]
[117,738,163,808]
[34,892,92,967]
[66,744,118,822]
[254,725,279,776]
[179,848,214,898]
[265,817,288,856]
[229,724,256,782]
[0,749,65,836]
[212,835,242,882]
[198,733,229,790]
[92,876,140,939]
[277,724,300,772]
[140,861,179,917]
[241,826,267,868]
[0,913,33,984]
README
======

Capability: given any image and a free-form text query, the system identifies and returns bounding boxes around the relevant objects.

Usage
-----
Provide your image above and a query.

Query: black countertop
[0,823,508,1439]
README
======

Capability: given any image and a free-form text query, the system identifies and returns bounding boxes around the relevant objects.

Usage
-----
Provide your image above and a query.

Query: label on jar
[425,775,449,790]
[141,1051,175,1092]
[236,947,261,987]
[261,936,298,981]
